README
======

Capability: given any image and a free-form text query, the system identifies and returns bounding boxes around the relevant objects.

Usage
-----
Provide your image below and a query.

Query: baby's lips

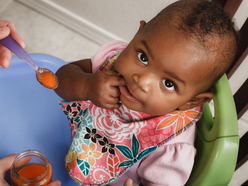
[119,86,138,102]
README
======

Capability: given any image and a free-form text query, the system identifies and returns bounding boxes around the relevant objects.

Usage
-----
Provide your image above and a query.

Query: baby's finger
[103,70,121,76]
[105,102,122,110]
[102,70,126,86]
[98,95,121,109]
[109,86,122,98]
[104,95,120,105]
[109,75,126,87]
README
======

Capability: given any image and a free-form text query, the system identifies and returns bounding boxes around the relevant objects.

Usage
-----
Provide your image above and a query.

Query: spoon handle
[0,35,39,71]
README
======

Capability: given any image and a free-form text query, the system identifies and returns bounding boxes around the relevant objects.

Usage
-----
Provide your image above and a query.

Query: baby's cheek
[147,100,172,115]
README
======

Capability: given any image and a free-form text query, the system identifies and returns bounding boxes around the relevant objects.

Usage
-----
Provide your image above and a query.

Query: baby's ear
[178,92,214,110]
[136,20,147,33]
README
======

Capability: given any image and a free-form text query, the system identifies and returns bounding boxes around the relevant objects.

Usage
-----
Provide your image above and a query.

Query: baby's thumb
[0,26,10,39]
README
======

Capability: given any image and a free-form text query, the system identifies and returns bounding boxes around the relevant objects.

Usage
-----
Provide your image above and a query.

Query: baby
[55,0,238,185]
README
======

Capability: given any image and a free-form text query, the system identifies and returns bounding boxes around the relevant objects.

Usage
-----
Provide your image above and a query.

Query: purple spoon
[0,35,58,89]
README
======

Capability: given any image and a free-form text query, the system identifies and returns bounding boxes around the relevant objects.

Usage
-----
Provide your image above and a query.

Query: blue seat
[0,54,78,186]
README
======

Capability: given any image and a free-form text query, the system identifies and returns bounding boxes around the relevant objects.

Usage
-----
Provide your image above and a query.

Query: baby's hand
[86,70,126,109]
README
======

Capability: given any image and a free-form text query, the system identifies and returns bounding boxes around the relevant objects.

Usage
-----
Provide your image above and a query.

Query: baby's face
[114,22,212,115]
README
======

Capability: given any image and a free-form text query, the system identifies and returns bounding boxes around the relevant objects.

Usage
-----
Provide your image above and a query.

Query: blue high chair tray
[0,54,78,186]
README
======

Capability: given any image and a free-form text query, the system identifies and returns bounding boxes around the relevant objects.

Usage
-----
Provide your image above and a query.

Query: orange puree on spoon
[36,68,58,89]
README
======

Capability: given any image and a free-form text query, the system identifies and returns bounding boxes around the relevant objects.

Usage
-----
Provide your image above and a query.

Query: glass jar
[10,150,52,186]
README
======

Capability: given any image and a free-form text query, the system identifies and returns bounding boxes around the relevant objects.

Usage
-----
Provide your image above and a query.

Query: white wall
[49,0,176,41]
[16,0,176,43]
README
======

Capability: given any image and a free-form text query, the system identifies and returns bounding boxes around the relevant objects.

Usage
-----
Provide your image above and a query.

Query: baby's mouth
[119,86,138,102]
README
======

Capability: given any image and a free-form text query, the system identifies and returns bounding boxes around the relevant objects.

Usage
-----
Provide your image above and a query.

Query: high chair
[185,74,239,186]
[0,54,239,185]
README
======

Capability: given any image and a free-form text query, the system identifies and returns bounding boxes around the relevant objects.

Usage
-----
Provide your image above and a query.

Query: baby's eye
[138,52,148,65]
[162,79,175,91]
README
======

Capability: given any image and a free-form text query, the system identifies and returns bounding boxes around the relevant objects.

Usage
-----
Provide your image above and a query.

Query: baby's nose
[132,73,152,93]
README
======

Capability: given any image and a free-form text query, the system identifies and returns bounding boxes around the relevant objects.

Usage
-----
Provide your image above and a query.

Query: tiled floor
[1,0,247,185]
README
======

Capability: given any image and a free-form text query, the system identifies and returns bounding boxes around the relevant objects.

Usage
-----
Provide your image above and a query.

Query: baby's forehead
[142,18,228,77]
[146,0,238,91]
[150,33,213,80]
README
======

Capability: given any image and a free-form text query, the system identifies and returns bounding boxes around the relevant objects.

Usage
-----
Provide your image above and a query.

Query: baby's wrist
[82,73,95,101]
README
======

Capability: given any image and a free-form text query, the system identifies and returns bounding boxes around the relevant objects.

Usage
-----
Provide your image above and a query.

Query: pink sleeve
[138,125,197,186]
[91,40,128,73]
[138,143,196,186]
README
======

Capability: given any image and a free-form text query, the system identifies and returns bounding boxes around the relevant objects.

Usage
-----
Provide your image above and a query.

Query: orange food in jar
[10,150,52,186]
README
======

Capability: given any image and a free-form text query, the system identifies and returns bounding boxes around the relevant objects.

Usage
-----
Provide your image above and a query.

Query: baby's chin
[119,99,162,116]
[119,95,143,112]
[119,86,175,116]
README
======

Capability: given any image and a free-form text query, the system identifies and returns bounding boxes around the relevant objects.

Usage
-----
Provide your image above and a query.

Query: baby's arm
[55,59,126,109]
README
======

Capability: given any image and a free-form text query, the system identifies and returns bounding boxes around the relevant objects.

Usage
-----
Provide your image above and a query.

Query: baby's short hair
[150,0,239,90]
